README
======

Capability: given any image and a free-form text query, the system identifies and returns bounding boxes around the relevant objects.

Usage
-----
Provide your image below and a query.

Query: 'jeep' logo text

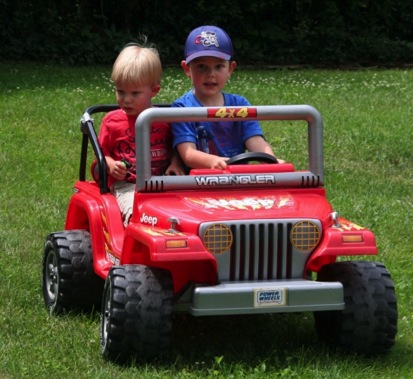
[140,213,158,226]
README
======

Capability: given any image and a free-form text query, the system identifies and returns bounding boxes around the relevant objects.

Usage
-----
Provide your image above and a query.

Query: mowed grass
[0,62,412,378]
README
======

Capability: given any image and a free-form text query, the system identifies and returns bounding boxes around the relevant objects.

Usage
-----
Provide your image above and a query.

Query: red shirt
[98,109,173,184]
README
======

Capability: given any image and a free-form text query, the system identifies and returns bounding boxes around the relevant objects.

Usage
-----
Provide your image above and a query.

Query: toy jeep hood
[136,190,333,229]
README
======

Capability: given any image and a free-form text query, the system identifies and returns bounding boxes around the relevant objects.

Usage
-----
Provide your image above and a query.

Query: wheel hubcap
[45,252,59,303]
[101,284,112,349]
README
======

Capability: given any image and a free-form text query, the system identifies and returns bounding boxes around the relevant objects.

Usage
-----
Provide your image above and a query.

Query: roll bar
[77,104,324,194]
[135,105,324,192]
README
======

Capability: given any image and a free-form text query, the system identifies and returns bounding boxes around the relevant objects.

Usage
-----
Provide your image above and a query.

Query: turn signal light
[342,234,364,243]
[165,239,187,248]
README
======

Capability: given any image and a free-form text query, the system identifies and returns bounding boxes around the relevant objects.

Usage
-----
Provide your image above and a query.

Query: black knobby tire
[314,261,397,355]
[100,264,174,362]
[42,230,104,314]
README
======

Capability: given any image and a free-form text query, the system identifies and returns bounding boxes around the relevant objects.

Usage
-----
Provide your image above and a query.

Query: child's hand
[165,163,185,176]
[210,157,228,170]
[165,153,185,175]
[110,160,128,180]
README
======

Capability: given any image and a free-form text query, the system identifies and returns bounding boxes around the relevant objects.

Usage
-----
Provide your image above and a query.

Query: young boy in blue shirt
[171,25,277,170]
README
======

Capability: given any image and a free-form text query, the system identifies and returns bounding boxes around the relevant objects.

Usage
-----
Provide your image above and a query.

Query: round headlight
[202,224,233,254]
[291,221,321,251]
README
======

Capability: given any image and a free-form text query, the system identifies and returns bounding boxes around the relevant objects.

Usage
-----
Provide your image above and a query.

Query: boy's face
[115,83,160,117]
[182,56,236,103]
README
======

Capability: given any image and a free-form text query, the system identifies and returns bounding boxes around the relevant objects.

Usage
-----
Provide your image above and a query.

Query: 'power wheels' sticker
[254,288,287,307]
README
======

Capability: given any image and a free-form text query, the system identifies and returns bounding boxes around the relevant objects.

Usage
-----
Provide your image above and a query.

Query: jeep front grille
[200,219,320,282]
[229,222,293,281]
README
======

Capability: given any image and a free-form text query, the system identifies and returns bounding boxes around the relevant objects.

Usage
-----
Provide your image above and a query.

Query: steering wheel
[226,152,279,165]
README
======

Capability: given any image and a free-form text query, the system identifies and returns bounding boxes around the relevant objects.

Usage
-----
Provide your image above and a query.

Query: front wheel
[314,261,397,355]
[100,264,174,362]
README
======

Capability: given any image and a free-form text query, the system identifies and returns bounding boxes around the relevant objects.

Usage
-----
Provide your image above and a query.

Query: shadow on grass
[61,304,409,373]
[160,312,409,373]
[168,312,318,365]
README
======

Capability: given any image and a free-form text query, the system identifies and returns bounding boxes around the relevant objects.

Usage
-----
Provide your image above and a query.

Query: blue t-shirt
[171,90,264,157]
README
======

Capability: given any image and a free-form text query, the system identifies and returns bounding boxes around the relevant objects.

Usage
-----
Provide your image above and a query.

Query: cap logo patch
[195,31,220,48]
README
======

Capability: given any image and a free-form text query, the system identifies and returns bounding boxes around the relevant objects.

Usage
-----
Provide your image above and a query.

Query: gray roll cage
[80,104,323,193]
[135,105,324,192]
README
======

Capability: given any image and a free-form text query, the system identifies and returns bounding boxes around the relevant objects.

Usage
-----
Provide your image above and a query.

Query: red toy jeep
[42,104,397,362]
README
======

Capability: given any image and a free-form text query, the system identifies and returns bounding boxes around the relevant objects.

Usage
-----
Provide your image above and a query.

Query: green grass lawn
[0,62,412,378]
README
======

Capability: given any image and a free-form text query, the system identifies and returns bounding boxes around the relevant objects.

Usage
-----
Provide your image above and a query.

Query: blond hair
[111,44,162,88]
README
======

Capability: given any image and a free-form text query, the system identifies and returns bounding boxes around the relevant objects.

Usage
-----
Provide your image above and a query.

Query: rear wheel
[42,230,104,314]
[314,261,397,355]
[100,264,174,362]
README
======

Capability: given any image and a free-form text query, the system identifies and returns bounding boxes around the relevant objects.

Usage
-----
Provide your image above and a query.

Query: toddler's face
[115,83,160,116]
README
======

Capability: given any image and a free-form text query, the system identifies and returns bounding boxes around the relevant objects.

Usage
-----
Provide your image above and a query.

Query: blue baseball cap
[184,25,234,64]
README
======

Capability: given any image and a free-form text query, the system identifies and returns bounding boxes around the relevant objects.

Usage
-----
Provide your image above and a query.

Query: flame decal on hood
[184,195,294,211]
